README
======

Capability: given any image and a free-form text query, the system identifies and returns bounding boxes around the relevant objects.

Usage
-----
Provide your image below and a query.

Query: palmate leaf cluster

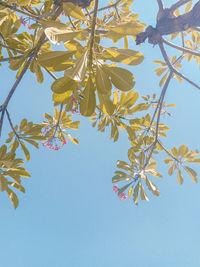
[0,0,200,208]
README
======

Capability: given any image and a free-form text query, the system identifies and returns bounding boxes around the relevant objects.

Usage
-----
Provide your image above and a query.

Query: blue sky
[1,0,200,266]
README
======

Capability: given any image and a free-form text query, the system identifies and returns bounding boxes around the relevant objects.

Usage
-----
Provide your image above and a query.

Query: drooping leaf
[80,77,96,116]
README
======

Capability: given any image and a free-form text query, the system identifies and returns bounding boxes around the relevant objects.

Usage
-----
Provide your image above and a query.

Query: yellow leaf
[177,169,183,185]
[6,188,19,209]
[184,166,198,183]
[128,186,133,198]
[53,91,73,103]
[20,141,30,161]
[178,145,188,157]
[98,92,115,115]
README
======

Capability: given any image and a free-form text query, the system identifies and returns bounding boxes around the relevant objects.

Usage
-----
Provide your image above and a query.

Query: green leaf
[133,182,139,205]
[102,47,144,65]
[20,141,30,161]
[80,77,96,116]
[66,134,79,145]
[145,177,160,196]
[44,27,88,45]
[38,51,73,71]
[103,66,135,91]
[118,181,133,195]
[140,183,149,201]
[63,2,86,20]
[64,50,88,81]
[51,76,77,94]
[96,66,112,94]
[6,188,19,209]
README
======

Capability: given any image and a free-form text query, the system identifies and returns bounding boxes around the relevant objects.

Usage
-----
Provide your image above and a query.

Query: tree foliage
[0,0,200,208]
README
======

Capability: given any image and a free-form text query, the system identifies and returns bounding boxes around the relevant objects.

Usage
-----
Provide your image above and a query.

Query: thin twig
[0,1,42,20]
[89,0,122,15]
[6,109,19,139]
[157,0,164,11]
[0,55,24,62]
[170,0,191,12]
[0,43,23,54]
[162,38,200,57]
[157,140,179,161]
[44,67,57,80]
[159,41,200,90]
[68,15,76,29]
[144,71,173,169]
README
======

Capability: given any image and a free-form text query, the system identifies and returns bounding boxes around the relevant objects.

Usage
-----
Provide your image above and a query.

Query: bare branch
[6,109,19,139]
[162,38,200,57]
[170,0,191,12]
[157,0,164,11]
[88,0,99,68]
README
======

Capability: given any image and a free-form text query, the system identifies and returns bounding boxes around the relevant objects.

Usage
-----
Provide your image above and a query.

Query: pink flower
[20,16,26,26]
[71,108,79,114]
[113,185,118,193]
[118,192,127,201]
[27,24,32,30]
[61,10,65,15]
[71,97,76,102]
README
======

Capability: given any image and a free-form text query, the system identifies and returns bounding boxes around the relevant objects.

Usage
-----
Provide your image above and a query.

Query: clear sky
[1,1,200,267]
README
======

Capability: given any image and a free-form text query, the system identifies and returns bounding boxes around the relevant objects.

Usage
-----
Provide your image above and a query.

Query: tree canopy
[0,0,200,209]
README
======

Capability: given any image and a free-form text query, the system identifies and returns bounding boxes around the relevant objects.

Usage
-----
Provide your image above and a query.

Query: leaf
[184,166,198,183]
[96,66,112,94]
[177,169,184,185]
[63,2,86,20]
[20,141,30,161]
[45,27,88,45]
[118,181,133,195]
[178,145,188,157]
[51,76,77,94]
[66,134,79,144]
[133,182,139,205]
[80,77,96,116]
[38,51,73,71]
[163,158,174,164]
[98,92,115,115]
[64,50,88,81]
[103,66,135,91]
[6,188,19,209]
[145,177,160,196]
[140,183,149,201]
[0,174,7,192]
[112,175,127,183]
[128,186,133,198]
[168,164,176,176]
[117,160,132,172]
[107,21,145,36]
[102,47,144,65]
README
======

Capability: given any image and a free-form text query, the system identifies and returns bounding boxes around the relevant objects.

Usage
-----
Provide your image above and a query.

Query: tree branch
[0,55,24,63]
[170,0,191,12]
[0,43,23,54]
[88,0,99,68]
[162,38,200,57]
[157,0,164,11]
[159,41,200,90]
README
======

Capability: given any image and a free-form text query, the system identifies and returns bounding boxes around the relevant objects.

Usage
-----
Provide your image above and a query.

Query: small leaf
[20,141,30,161]
[184,166,198,183]
[177,169,183,185]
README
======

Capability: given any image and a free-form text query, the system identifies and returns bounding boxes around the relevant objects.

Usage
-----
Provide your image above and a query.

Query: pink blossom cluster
[42,127,67,150]
[20,16,32,30]
[113,185,127,201]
